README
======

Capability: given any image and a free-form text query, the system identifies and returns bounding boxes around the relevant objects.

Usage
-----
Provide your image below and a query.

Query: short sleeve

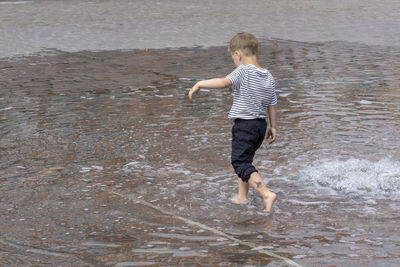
[270,77,278,105]
[226,65,246,90]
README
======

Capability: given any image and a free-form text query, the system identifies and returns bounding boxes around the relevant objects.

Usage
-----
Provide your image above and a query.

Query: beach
[1,1,400,266]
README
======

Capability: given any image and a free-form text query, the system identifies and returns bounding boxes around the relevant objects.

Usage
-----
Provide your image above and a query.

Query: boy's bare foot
[231,178,249,204]
[262,191,277,212]
[248,172,277,212]
[231,196,247,204]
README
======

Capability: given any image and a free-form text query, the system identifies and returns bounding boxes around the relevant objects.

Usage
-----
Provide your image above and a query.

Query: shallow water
[1,40,400,266]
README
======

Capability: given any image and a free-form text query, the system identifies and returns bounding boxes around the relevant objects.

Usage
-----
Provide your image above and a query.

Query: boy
[188,32,277,212]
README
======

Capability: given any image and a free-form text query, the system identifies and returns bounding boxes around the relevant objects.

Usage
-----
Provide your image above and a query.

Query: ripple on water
[115,262,156,267]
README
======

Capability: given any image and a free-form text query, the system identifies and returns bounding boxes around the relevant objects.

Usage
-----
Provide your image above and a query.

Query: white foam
[279,93,291,97]
[91,165,103,171]
[80,165,104,173]
[80,167,92,173]
[0,107,13,111]
[360,100,372,105]
[0,1,33,5]
[299,158,400,196]
[154,94,174,98]
[286,199,331,205]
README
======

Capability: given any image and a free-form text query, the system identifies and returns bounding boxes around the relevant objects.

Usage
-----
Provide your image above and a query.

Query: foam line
[110,191,303,267]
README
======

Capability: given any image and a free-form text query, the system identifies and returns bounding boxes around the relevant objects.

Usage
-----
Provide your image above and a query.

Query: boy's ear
[234,50,242,60]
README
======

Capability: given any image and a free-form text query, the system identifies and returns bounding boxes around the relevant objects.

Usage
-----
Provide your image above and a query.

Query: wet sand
[1,1,400,266]
[1,0,400,59]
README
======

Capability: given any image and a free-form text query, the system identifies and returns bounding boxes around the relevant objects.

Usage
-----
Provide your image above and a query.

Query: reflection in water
[1,40,400,266]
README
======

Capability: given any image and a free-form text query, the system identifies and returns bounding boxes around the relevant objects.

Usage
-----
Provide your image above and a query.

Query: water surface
[1,40,400,266]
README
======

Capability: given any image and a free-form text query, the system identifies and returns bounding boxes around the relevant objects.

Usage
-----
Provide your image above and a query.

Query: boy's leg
[248,172,277,212]
[231,119,276,211]
[231,119,253,203]
[231,178,249,203]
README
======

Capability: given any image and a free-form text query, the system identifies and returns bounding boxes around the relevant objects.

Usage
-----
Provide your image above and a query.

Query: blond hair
[228,32,259,57]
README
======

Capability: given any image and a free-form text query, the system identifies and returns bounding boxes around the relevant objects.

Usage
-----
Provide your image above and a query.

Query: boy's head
[228,32,259,57]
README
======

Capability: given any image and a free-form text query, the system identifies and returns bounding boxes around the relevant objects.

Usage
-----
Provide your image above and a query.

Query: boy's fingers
[268,136,276,144]
[188,87,200,100]
[267,130,276,144]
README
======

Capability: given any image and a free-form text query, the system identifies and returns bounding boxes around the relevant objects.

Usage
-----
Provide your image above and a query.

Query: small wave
[359,100,373,105]
[299,158,400,196]
[0,107,13,111]
[0,1,33,4]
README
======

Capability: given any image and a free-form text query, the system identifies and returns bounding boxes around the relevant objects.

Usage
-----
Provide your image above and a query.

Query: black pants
[231,118,267,182]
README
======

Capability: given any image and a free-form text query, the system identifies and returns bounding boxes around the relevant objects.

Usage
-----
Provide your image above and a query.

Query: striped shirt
[226,64,277,120]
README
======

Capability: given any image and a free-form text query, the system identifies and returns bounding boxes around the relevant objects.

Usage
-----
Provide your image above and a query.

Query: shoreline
[3,37,400,63]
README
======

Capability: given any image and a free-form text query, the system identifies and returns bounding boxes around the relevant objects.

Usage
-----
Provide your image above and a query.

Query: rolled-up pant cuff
[232,163,258,183]
[231,118,266,183]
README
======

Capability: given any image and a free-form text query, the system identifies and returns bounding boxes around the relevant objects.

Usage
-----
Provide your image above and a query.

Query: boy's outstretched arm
[267,105,277,144]
[188,78,232,100]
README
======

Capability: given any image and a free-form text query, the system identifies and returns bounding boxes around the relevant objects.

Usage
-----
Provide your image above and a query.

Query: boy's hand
[267,128,276,144]
[188,83,200,100]
[188,78,231,100]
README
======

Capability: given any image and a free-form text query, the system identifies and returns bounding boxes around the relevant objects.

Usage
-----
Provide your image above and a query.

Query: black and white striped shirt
[226,64,277,120]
